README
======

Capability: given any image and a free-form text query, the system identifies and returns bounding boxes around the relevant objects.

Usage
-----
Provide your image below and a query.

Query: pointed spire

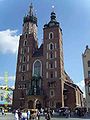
[23,3,37,26]
[29,3,34,16]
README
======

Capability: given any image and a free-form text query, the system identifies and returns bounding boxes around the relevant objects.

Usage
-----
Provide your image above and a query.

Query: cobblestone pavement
[0,113,15,120]
[0,113,90,120]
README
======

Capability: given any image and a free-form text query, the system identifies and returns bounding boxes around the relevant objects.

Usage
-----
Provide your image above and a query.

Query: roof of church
[33,44,43,57]
[65,81,83,94]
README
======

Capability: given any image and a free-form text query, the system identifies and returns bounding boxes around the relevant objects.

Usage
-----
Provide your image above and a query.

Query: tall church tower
[43,11,65,108]
[13,3,38,109]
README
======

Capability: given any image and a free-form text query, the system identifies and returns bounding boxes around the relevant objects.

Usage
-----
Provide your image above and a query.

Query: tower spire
[29,3,34,16]
[23,3,37,26]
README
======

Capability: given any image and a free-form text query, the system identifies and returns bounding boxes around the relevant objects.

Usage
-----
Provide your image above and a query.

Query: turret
[44,11,60,28]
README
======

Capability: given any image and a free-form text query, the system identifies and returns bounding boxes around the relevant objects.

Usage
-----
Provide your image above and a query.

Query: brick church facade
[13,3,84,110]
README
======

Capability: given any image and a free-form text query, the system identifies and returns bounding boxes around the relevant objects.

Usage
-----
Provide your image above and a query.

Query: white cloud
[76,80,85,97]
[0,29,19,54]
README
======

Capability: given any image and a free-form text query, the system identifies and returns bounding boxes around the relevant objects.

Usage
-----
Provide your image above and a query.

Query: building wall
[64,83,76,109]
[75,87,84,107]
[82,46,90,109]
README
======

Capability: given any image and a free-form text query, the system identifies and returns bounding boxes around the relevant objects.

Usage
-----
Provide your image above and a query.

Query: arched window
[22,48,27,54]
[25,33,27,38]
[33,60,42,76]
[49,32,54,39]
[22,65,26,72]
[50,52,54,59]
[23,40,27,46]
[50,71,54,78]
[49,62,53,69]
[21,75,25,81]
[88,61,90,67]
[49,43,54,50]
[22,56,26,63]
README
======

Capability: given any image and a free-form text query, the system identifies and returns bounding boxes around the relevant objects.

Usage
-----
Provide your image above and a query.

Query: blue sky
[0,0,90,94]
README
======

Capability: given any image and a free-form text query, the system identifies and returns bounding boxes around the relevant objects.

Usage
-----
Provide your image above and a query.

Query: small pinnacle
[52,5,55,11]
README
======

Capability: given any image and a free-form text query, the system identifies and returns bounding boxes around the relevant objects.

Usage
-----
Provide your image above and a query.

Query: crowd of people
[13,108,52,120]
[1,107,87,120]
[14,109,31,120]
[58,107,87,118]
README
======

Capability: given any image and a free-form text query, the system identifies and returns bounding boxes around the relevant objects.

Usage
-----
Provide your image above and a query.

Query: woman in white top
[15,110,19,120]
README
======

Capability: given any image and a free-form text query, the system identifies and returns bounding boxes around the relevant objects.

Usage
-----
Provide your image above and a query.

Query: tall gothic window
[49,32,54,39]
[49,43,54,50]
[22,48,27,54]
[21,75,25,81]
[33,60,42,76]
[50,71,54,78]
[22,65,26,72]
[88,61,90,67]
[50,52,54,59]
[23,40,27,46]
[22,56,26,63]
[49,62,53,69]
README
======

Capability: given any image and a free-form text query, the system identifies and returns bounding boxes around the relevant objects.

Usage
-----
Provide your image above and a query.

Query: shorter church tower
[43,10,65,108]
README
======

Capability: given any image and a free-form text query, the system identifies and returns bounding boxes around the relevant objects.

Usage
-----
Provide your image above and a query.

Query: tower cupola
[50,11,56,22]
[44,10,59,28]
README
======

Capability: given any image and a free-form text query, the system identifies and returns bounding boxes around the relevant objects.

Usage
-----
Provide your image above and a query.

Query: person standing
[15,110,19,120]
[45,112,51,120]
[37,110,40,120]
[2,109,4,115]
[27,110,30,120]
[18,110,22,120]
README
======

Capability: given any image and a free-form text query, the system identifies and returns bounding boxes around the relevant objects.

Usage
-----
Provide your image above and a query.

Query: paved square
[0,113,90,120]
